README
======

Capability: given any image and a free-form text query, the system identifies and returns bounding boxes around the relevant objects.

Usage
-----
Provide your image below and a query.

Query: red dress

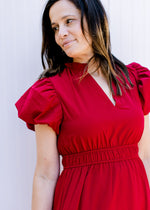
[15,62,150,210]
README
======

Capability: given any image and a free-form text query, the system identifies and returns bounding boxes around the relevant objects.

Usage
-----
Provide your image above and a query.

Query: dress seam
[63,157,140,169]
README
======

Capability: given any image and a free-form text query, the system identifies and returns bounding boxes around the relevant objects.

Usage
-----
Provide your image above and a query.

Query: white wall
[0,0,149,209]
[108,0,150,67]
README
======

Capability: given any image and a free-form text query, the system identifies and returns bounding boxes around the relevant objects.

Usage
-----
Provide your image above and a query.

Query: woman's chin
[65,52,77,60]
[65,50,92,63]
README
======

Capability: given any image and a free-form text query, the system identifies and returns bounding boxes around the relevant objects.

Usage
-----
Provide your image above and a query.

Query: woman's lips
[63,40,76,48]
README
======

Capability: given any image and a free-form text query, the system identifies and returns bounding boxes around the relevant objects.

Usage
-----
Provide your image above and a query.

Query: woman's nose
[58,26,68,38]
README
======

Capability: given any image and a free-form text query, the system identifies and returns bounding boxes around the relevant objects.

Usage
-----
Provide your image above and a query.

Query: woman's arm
[32,124,60,210]
[138,114,150,186]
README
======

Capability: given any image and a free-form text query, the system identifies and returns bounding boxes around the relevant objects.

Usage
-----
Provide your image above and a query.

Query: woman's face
[49,0,93,63]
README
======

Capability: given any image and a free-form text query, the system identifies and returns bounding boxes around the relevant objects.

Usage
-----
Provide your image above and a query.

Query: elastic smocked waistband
[62,144,139,169]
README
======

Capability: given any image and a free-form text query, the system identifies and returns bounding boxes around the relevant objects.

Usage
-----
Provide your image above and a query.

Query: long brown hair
[40,0,134,96]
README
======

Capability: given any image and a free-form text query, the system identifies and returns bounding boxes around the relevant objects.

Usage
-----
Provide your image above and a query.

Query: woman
[15,0,150,209]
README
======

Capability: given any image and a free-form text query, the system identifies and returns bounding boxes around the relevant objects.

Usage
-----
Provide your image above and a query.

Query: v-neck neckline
[87,73,117,107]
[65,62,118,108]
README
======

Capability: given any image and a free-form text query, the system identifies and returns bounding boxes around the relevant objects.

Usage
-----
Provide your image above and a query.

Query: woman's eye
[52,26,59,32]
[66,19,73,24]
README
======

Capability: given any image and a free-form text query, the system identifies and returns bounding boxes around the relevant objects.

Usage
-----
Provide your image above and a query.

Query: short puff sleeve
[127,62,150,115]
[15,78,63,135]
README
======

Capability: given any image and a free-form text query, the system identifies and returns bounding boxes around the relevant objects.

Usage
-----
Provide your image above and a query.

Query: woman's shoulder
[15,74,65,134]
[126,62,150,80]
[28,67,69,94]
[126,62,150,115]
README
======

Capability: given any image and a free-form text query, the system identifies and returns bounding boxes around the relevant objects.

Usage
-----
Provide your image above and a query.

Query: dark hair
[40,0,134,95]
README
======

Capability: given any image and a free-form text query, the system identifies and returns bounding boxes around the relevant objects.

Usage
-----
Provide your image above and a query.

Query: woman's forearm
[32,173,59,210]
